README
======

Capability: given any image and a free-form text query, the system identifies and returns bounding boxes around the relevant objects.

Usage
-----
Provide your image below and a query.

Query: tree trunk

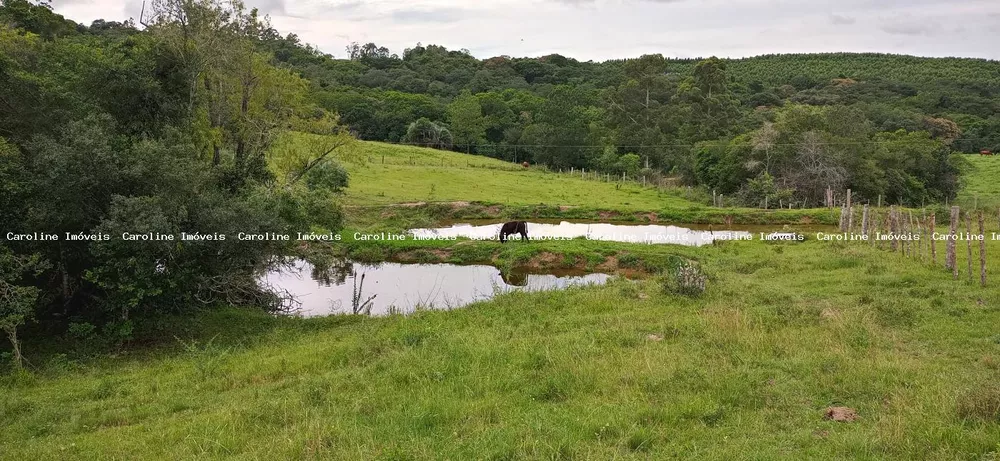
[235,78,251,165]
[58,245,72,310]
[205,78,222,166]
[6,327,22,371]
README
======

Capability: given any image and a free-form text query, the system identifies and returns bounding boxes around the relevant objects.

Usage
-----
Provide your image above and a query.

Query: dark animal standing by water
[499,221,528,243]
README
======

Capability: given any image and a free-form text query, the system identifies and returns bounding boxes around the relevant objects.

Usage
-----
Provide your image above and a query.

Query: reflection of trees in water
[499,270,527,287]
[310,258,354,285]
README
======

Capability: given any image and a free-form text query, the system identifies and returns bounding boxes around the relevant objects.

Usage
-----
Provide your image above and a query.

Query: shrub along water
[0,1,351,358]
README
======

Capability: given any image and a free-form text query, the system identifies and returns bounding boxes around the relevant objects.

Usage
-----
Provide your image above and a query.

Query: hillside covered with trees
[269,35,999,208]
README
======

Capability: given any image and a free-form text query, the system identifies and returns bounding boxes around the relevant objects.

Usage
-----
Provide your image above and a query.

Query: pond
[411,220,757,246]
[261,259,610,317]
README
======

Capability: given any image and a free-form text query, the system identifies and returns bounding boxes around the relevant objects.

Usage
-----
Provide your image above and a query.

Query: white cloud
[51,0,1000,60]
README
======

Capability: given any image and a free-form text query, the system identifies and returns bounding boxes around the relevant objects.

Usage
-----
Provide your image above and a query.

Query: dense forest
[267,29,998,208]
[1,0,999,360]
[0,0,352,363]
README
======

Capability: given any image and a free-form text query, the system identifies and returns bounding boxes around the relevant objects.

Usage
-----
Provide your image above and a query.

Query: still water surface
[412,221,754,246]
[262,259,609,316]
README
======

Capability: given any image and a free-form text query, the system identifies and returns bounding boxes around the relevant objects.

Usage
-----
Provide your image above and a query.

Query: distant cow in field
[981,150,994,156]
[499,221,528,243]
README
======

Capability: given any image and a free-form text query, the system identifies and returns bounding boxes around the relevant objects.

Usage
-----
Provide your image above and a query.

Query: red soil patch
[824,407,859,422]
[636,212,658,223]
[526,252,564,269]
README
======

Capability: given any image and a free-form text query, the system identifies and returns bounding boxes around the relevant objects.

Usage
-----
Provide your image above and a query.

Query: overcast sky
[53,0,1000,61]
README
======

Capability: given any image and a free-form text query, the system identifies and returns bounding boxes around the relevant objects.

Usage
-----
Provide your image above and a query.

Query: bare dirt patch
[525,252,564,270]
[636,212,658,222]
[823,407,859,422]
[598,210,621,220]
[596,256,619,272]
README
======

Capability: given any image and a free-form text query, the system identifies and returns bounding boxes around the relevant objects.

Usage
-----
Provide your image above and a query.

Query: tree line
[0,0,353,366]
[266,35,997,207]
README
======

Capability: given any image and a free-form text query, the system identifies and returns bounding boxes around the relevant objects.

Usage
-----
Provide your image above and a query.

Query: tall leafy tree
[447,90,485,153]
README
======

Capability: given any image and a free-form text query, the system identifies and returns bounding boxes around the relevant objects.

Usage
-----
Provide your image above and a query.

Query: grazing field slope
[958,154,1000,210]
[339,140,703,210]
[3,240,1000,460]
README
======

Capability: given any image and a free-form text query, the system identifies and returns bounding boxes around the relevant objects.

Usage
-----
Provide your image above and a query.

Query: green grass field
[957,154,1000,211]
[4,140,1000,460]
[339,141,704,210]
[3,237,1000,459]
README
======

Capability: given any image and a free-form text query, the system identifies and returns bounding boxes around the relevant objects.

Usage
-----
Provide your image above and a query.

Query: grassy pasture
[3,238,1000,460]
[333,140,704,210]
[4,139,1000,460]
[957,154,1000,211]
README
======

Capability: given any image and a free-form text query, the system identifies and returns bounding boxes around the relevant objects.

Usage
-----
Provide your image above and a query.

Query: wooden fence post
[867,208,879,247]
[967,212,974,284]
[846,189,853,232]
[979,211,987,287]
[947,206,959,278]
[889,206,899,252]
[930,213,937,266]
[899,208,913,256]
[920,209,927,262]
[861,205,869,237]
[903,211,911,256]
[908,211,916,258]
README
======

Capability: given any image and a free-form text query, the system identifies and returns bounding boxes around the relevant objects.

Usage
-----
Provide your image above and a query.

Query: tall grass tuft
[660,261,707,296]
